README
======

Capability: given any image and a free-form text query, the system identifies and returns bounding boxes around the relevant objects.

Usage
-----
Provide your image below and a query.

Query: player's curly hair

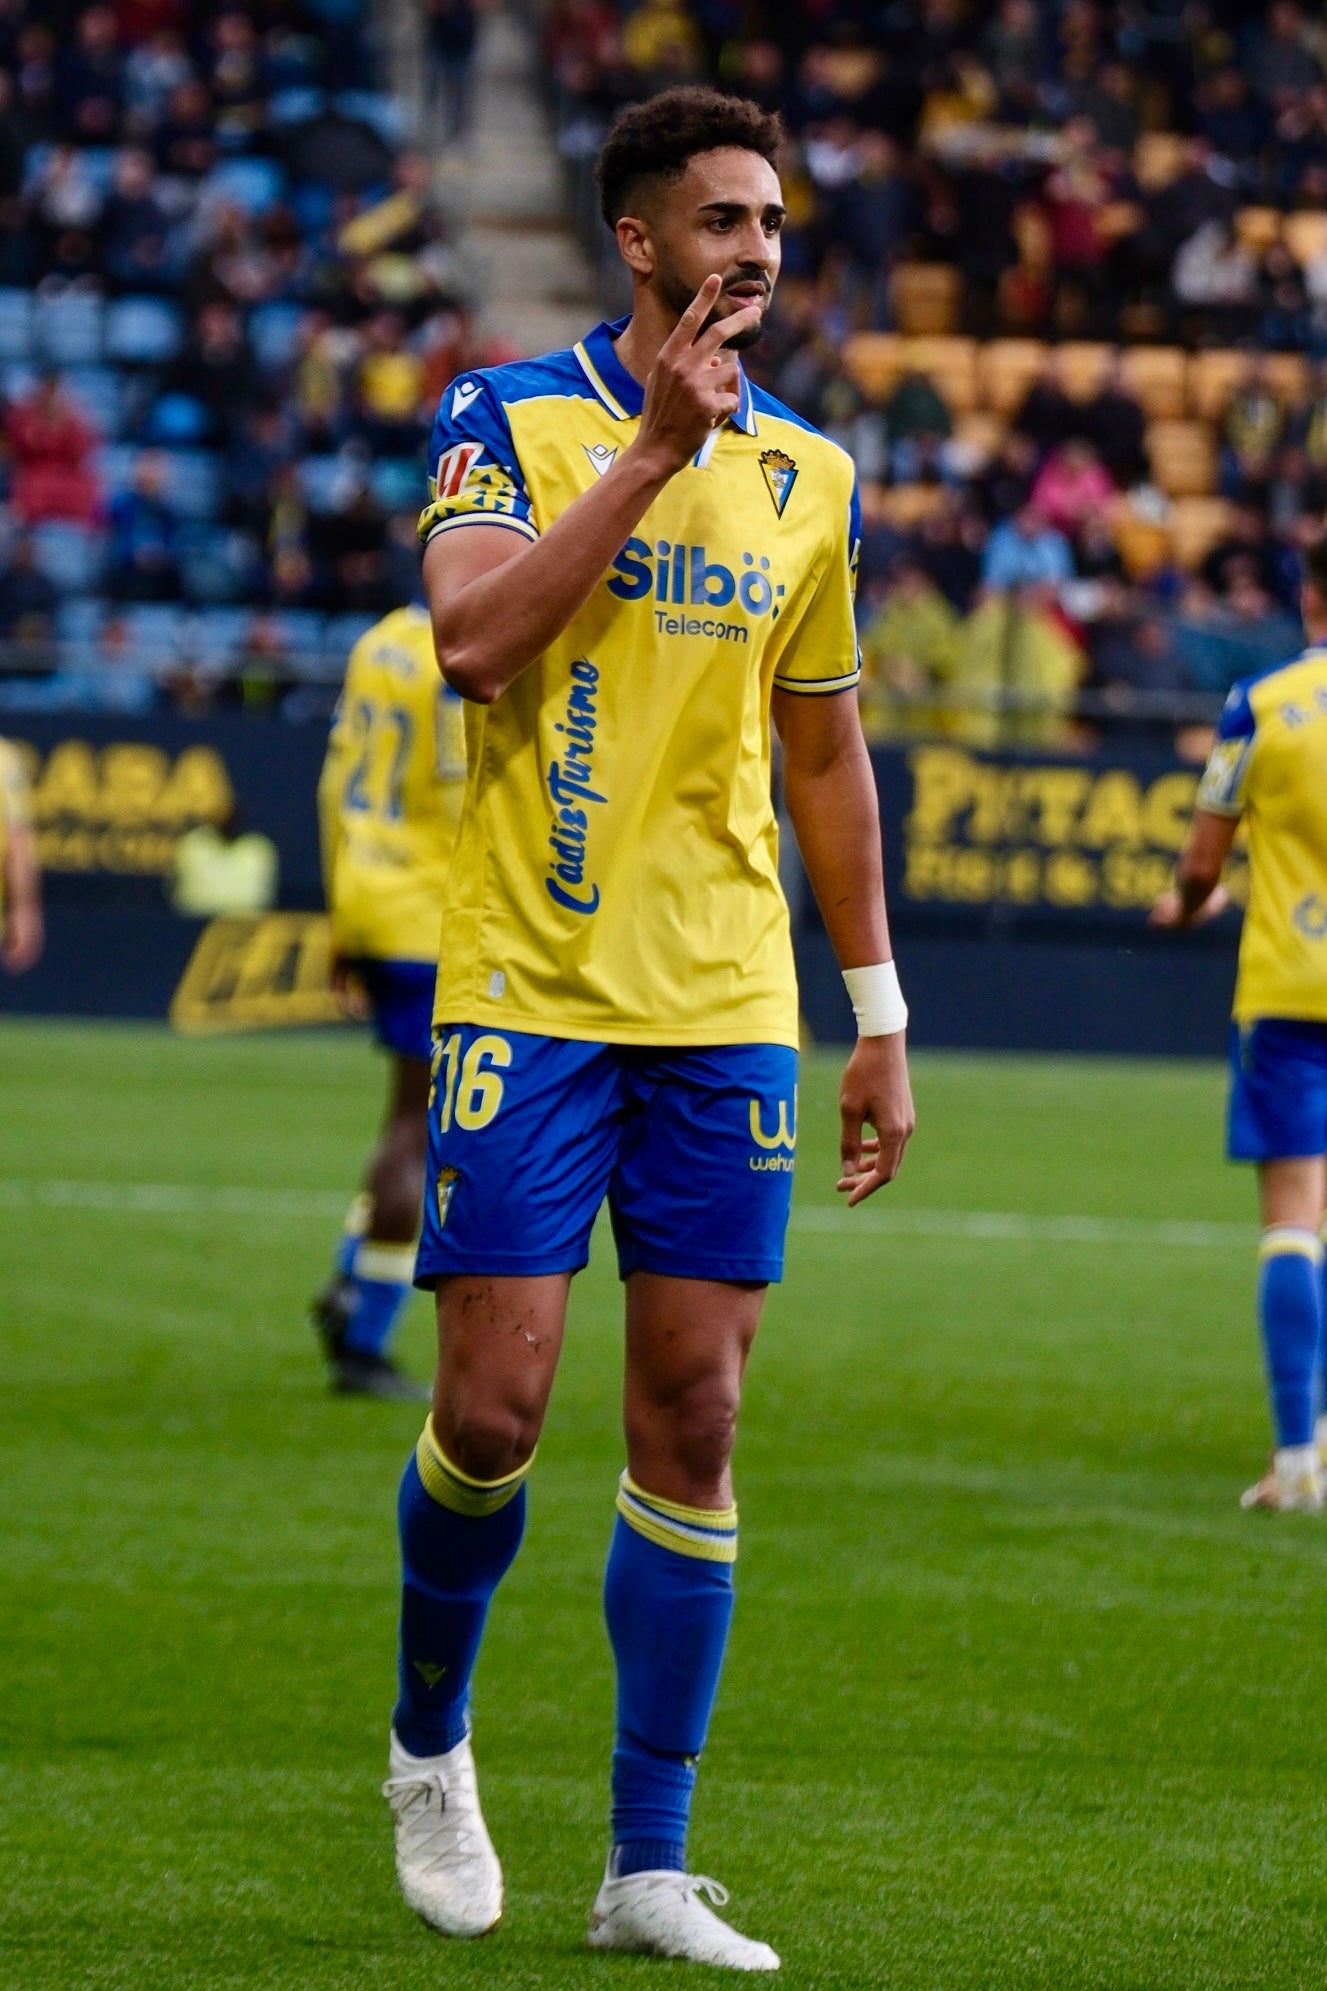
[1306,533,1327,599]
[596,88,784,229]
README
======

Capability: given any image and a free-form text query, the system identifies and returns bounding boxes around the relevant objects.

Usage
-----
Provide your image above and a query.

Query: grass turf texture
[2,1021,1325,1990]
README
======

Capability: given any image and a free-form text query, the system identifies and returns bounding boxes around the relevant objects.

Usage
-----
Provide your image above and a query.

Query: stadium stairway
[383,0,594,358]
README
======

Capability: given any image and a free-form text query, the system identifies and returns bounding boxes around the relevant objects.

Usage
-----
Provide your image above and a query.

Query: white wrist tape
[842,961,908,1037]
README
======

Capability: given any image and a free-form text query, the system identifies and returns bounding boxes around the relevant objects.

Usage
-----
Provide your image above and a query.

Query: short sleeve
[417,373,538,549]
[769,471,862,697]
[1196,680,1256,816]
[0,740,31,829]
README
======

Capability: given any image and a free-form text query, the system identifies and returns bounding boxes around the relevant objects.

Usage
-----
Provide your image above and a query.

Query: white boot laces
[382,1766,484,1862]
[686,1874,731,1911]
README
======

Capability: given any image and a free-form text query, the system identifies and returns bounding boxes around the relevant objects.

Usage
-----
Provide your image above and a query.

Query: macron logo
[451,379,482,420]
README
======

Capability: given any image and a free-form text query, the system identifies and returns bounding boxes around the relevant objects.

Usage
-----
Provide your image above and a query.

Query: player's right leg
[384,1025,625,1938]
[1228,1020,1327,1511]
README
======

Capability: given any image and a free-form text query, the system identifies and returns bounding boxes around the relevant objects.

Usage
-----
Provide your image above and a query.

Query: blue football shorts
[1227,1017,1327,1162]
[352,957,437,1063]
[415,1025,799,1286]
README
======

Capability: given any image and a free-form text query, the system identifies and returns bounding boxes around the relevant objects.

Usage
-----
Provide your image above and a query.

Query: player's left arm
[1149,809,1238,927]
[1,820,43,974]
[772,685,915,1203]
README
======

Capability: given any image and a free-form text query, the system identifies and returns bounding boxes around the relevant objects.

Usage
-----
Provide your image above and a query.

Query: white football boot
[1316,1414,1327,1471]
[587,1865,780,1971]
[382,1729,503,1937]
[1240,1443,1325,1513]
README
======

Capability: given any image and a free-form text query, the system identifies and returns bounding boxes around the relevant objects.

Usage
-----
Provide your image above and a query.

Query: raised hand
[634,275,762,476]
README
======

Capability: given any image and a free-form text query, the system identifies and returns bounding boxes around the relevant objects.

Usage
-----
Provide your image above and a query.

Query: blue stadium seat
[78,149,119,198]
[121,602,185,666]
[104,296,185,364]
[186,606,253,669]
[160,450,224,522]
[30,523,106,593]
[335,91,409,146]
[324,612,377,667]
[269,87,327,126]
[203,158,289,215]
[55,597,106,647]
[299,454,345,512]
[2,361,36,402]
[269,609,327,660]
[371,458,422,510]
[36,292,105,366]
[61,368,123,439]
[250,301,304,371]
[141,392,211,446]
[178,524,254,604]
[0,289,33,362]
[96,443,139,497]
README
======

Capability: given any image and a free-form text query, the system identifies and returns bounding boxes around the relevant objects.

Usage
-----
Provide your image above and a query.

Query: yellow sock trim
[415,1416,534,1517]
[1259,1226,1324,1264]
[355,1240,417,1283]
[615,1471,738,1564]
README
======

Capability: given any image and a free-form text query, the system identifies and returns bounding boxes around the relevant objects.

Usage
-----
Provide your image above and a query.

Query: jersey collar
[574,314,758,436]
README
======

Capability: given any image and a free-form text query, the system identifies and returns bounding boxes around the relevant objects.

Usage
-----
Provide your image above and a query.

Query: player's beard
[658,259,770,350]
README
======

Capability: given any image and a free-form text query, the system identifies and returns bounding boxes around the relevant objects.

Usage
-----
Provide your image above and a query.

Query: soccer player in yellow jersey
[380,91,915,1969]
[313,599,467,1399]
[0,738,42,976]
[1154,534,1327,1514]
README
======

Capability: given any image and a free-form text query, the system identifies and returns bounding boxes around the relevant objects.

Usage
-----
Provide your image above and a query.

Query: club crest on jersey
[759,448,798,518]
[436,1165,460,1227]
[433,440,482,501]
[583,442,618,479]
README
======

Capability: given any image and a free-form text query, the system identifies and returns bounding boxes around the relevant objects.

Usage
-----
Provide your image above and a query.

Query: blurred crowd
[546,0,1327,750]
[0,0,503,714]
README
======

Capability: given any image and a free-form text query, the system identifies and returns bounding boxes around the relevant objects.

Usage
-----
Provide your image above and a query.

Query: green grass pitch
[3,1020,1327,1990]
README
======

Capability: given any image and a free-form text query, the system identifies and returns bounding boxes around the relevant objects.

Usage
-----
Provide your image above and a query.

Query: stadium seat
[268,87,328,126]
[203,158,289,215]
[0,288,33,362]
[160,449,224,521]
[1235,206,1282,253]
[977,339,1047,415]
[30,523,106,592]
[372,458,423,510]
[1056,342,1112,402]
[187,606,253,669]
[950,410,1006,465]
[1146,418,1217,497]
[299,454,348,512]
[1119,345,1188,420]
[35,292,104,366]
[324,612,378,666]
[1283,211,1327,269]
[1113,514,1171,581]
[54,597,106,647]
[1133,132,1187,191]
[121,602,185,666]
[104,296,185,365]
[1168,496,1233,570]
[902,336,979,413]
[1188,350,1249,421]
[250,301,304,372]
[335,91,410,146]
[61,367,123,439]
[178,524,250,604]
[878,484,949,528]
[890,264,962,337]
[842,333,905,404]
[1264,351,1309,406]
[78,148,118,198]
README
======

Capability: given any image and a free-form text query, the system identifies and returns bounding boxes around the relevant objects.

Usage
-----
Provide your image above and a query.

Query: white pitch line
[0,1179,1253,1248]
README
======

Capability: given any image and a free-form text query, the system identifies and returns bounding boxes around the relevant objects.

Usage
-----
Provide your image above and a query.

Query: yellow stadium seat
[1168,497,1233,571]
[1283,210,1327,268]
[879,483,950,528]
[1188,350,1249,421]
[842,332,905,404]
[1056,342,1113,401]
[977,338,1047,414]
[902,335,979,412]
[889,262,962,336]
[951,410,1007,464]
[1264,352,1309,407]
[1146,419,1217,498]
[1119,345,1188,419]
[1113,514,1172,581]
[1235,206,1282,253]
[1133,132,1187,191]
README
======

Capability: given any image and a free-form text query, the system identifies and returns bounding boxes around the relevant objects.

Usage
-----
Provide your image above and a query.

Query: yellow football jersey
[417,318,861,1048]
[0,737,31,917]
[319,603,466,964]
[1198,645,1327,1023]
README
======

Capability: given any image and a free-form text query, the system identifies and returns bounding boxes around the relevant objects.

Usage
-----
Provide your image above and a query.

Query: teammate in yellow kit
[0,738,42,976]
[1154,534,1327,1512]
[380,90,914,1969]
[311,600,466,1399]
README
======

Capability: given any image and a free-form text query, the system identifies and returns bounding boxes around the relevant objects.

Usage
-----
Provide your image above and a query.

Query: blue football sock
[1258,1227,1324,1448]
[393,1417,531,1758]
[342,1240,416,1357]
[603,1473,737,1878]
[333,1194,370,1279]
